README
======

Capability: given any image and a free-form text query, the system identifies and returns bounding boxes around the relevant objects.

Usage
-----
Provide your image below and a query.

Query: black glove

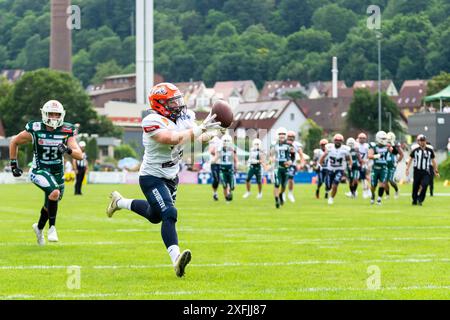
[10,159,23,177]
[57,143,72,155]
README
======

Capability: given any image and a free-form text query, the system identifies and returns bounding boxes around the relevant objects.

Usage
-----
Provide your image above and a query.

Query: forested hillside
[0,0,449,88]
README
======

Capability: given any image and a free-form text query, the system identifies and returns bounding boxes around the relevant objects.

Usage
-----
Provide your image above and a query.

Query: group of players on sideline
[7,82,440,278]
[207,128,439,209]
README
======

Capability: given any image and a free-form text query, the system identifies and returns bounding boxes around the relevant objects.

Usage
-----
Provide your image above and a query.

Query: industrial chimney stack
[50,0,72,72]
[332,56,338,98]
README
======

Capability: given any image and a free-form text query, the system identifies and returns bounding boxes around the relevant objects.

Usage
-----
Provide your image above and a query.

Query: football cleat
[394,191,399,199]
[327,197,334,205]
[32,223,45,246]
[257,193,263,199]
[345,191,352,198]
[213,193,218,201]
[370,199,375,205]
[106,191,123,217]
[174,249,191,278]
[47,226,58,242]
[288,193,295,203]
[242,192,250,199]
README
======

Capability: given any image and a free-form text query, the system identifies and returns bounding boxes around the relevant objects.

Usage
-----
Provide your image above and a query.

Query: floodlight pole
[377,32,382,132]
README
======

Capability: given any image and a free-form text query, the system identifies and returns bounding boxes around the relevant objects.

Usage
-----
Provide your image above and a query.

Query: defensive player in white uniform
[208,135,222,201]
[319,134,352,205]
[357,133,370,198]
[286,131,305,203]
[243,138,268,199]
[213,134,238,203]
[106,83,221,278]
[313,139,329,199]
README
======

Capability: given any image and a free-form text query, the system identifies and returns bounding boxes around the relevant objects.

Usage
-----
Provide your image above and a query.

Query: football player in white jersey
[286,131,305,203]
[106,83,221,278]
[385,132,403,199]
[313,139,329,199]
[213,134,238,203]
[243,138,268,199]
[208,135,222,201]
[357,132,371,198]
[319,134,352,205]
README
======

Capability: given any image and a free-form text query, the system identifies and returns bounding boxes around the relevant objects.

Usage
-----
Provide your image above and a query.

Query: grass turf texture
[0,182,449,300]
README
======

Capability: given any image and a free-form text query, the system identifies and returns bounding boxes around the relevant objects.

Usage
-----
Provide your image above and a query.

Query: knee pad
[162,206,177,222]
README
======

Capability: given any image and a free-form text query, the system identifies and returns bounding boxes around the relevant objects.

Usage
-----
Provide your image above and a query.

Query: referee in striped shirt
[405,135,439,205]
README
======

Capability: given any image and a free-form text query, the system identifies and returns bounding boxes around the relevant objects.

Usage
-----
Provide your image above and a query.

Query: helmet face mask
[376,131,388,145]
[346,138,356,148]
[149,83,186,121]
[222,134,232,147]
[41,100,65,129]
[252,138,261,149]
[386,132,396,145]
[333,134,344,148]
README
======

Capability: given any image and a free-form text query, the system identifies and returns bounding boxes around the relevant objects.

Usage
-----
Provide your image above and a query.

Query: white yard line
[8,225,450,233]
[1,258,449,271]
[2,284,450,300]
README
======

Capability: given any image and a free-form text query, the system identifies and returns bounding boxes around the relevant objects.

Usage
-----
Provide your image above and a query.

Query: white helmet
[79,141,86,148]
[346,137,356,148]
[386,132,396,144]
[375,130,388,145]
[41,100,65,129]
[276,127,287,136]
[221,134,232,147]
[252,138,262,149]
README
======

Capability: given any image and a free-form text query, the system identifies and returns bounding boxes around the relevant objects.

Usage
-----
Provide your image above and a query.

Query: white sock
[117,198,133,210]
[168,245,181,265]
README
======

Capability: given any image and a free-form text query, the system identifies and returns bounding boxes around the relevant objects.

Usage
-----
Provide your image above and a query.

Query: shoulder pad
[26,121,42,132]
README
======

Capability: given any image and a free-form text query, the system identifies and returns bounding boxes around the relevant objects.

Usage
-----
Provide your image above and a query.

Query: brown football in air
[211,100,234,128]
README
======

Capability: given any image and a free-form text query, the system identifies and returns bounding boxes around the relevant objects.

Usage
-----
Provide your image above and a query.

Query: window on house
[267,110,277,118]
[254,111,262,120]
[244,112,253,120]
[290,113,295,121]
[234,112,243,121]
[260,111,267,119]
[101,146,108,156]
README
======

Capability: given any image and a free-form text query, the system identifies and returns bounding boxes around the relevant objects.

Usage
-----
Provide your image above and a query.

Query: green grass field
[0,182,449,300]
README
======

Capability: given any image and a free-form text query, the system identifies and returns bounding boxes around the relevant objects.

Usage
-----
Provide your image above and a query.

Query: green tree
[312,4,358,42]
[1,69,120,137]
[14,35,49,70]
[85,137,98,163]
[89,36,122,65]
[73,49,95,87]
[427,71,450,95]
[301,119,323,156]
[114,144,138,160]
[286,27,332,53]
[346,89,403,135]
[279,0,313,34]
[91,60,122,85]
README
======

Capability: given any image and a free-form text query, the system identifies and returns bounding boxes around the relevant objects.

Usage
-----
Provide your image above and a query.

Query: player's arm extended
[152,129,195,146]
[368,148,380,159]
[9,130,32,160]
[67,136,83,160]
[298,148,305,168]
[397,146,404,162]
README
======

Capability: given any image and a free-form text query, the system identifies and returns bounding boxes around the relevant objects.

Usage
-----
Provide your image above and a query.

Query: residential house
[307,81,348,99]
[213,80,259,109]
[88,73,164,108]
[258,80,305,101]
[353,80,398,96]
[1,69,25,83]
[229,99,308,149]
[394,80,428,117]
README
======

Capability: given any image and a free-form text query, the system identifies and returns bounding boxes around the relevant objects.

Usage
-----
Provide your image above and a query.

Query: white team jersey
[216,146,235,167]
[357,142,369,168]
[326,145,350,171]
[139,110,196,179]
[208,136,222,164]
[313,148,327,169]
[248,147,263,165]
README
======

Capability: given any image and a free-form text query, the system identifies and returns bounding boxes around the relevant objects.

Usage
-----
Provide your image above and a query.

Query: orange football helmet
[148,82,186,121]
